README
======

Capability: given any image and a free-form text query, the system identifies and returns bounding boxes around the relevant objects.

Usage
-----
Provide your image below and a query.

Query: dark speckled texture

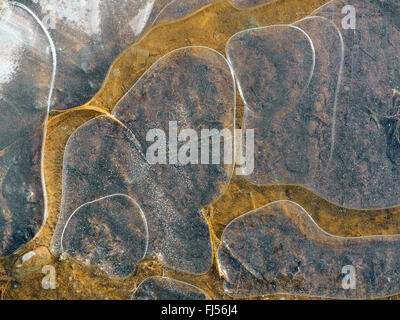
[132,276,209,300]
[218,201,400,299]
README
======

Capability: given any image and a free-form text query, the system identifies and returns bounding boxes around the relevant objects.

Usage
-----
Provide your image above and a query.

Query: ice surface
[218,201,400,298]
[0,2,55,256]
[132,276,209,300]
[54,47,235,275]
[229,0,400,208]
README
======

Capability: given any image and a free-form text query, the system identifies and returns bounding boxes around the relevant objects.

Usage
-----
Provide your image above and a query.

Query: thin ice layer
[132,276,209,300]
[226,25,315,117]
[218,201,400,299]
[312,0,400,208]
[0,134,44,256]
[54,45,235,275]
[0,3,53,256]
[113,46,235,209]
[231,0,277,8]
[240,17,342,186]
[21,0,280,110]
[61,194,148,278]
[20,0,165,110]
[53,116,212,275]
